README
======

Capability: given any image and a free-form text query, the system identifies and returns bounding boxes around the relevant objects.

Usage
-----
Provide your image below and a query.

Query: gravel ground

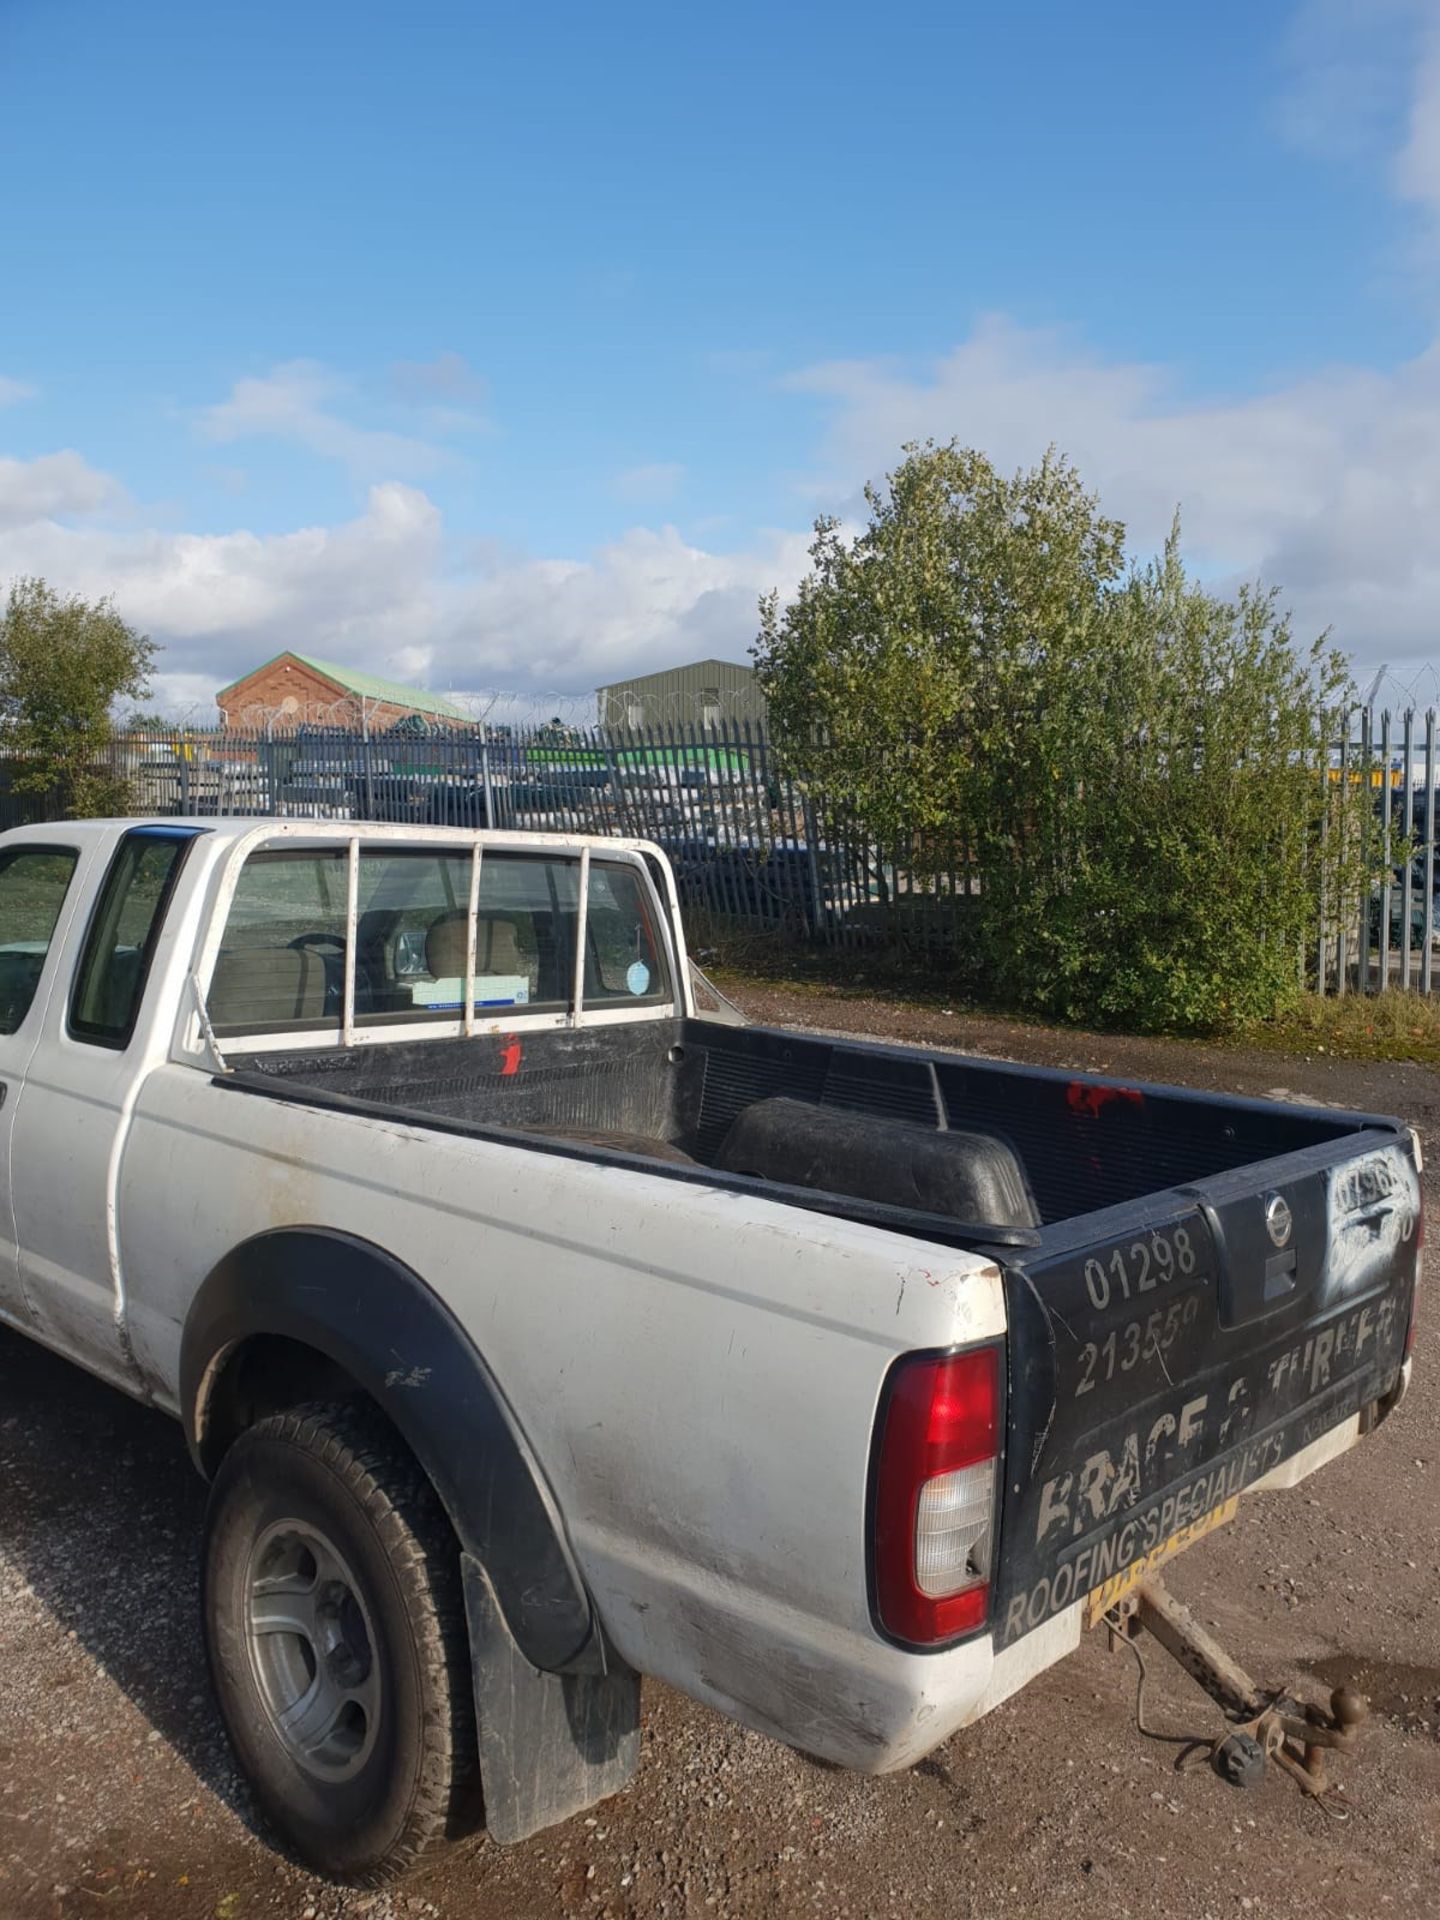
[0,987,1436,1920]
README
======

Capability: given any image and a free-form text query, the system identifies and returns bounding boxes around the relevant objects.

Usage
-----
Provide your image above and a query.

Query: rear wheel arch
[194,1331,361,1471]
[181,1227,596,1673]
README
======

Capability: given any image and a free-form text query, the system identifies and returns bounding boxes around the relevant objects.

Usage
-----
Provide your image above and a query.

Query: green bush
[0,576,156,819]
[755,443,1367,1034]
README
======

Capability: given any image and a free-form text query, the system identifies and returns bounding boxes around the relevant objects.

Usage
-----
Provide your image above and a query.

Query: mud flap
[461,1554,642,1845]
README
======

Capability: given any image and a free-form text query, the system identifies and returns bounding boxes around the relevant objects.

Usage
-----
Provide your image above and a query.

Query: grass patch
[1240,992,1440,1065]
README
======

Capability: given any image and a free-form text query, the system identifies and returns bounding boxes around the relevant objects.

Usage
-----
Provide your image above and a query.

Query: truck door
[0,838,87,1328]
[11,825,199,1385]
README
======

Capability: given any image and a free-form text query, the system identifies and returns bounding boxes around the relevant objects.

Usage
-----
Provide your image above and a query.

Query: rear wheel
[202,1401,478,1882]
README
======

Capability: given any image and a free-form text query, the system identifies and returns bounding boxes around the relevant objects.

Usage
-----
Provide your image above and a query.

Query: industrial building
[595,658,767,732]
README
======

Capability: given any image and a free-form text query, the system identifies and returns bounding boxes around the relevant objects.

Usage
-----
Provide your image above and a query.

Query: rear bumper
[914,1408,1377,1762]
[1247,1410,1362,1492]
[697,1407,1380,1772]
[589,1389,1391,1776]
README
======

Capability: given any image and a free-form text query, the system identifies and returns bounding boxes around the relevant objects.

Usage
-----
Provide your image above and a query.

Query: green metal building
[595,658,767,732]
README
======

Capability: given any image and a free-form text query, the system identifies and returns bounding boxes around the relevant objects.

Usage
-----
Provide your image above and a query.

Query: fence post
[1402,708,1416,990]
[1359,705,1373,992]
[801,792,823,935]
[598,728,624,837]
[1316,709,1330,996]
[1425,711,1436,995]
[1336,716,1351,993]
[1379,710,1392,993]
[480,738,496,830]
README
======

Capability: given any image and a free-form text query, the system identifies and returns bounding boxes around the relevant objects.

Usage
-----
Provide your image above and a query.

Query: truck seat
[425,910,528,981]
[210,946,330,1028]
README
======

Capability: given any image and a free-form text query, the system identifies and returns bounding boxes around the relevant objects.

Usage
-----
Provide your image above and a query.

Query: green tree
[755,442,1360,1033]
[0,576,157,817]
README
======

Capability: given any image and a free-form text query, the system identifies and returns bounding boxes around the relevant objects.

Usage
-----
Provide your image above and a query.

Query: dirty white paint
[1325,1143,1421,1301]
[961,1595,1084,1726]
[1247,1413,1362,1492]
[1263,1086,1327,1108]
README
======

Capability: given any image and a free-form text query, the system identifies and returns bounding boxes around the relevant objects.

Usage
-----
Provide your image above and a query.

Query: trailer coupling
[1105,1573,1368,1803]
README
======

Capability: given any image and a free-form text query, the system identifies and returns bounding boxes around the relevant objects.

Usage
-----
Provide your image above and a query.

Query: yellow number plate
[1083,1496,1240,1627]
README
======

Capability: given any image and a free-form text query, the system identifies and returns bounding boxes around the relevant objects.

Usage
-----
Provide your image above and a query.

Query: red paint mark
[499,1036,523,1077]
[1066,1082,1144,1118]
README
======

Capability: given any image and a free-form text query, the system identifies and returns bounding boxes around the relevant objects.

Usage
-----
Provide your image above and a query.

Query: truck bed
[229,1017,1386,1240]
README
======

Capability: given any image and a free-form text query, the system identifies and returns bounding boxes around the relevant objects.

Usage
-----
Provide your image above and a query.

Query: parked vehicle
[659,833,823,928]
[1367,855,1440,955]
[0,820,1420,1880]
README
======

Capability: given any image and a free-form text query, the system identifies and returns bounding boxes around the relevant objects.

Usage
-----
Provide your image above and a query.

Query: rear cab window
[207,839,674,1041]
[0,845,80,1034]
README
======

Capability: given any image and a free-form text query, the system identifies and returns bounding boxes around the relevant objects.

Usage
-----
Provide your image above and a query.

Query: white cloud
[2,481,441,661]
[10,309,1440,713]
[196,360,450,477]
[1396,13,1440,213]
[431,523,807,695]
[0,476,804,717]
[388,352,491,437]
[610,462,685,505]
[1277,0,1425,166]
[17,0,1440,729]
[0,377,37,409]
[0,450,127,531]
[390,351,487,406]
[1279,0,1440,276]
[784,314,1440,674]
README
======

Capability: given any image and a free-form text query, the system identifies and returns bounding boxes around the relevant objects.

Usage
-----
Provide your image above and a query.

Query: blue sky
[2,0,1439,715]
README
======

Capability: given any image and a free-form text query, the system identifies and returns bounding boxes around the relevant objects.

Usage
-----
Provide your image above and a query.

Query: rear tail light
[872,1345,1001,1646]
[1407,1203,1423,1360]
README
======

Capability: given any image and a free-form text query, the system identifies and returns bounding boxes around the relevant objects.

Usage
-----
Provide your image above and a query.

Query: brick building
[216,651,466,730]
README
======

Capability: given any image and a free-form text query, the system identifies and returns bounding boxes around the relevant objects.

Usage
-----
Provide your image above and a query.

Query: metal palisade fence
[0,710,1433,993]
[101,719,876,943]
[1324,706,1438,997]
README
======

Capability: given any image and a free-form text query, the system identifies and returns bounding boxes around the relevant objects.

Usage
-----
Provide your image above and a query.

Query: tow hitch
[1105,1574,1369,1804]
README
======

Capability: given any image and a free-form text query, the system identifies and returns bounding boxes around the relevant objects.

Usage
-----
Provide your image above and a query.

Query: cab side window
[0,846,79,1035]
[70,829,194,1048]
[584,862,670,1007]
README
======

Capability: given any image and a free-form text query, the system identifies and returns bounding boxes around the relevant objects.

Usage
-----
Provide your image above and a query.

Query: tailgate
[993,1130,1421,1650]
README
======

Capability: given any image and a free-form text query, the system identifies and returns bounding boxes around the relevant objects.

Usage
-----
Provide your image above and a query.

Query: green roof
[218,650,467,720]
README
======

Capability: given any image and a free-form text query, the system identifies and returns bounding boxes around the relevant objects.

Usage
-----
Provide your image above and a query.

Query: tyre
[202,1400,478,1882]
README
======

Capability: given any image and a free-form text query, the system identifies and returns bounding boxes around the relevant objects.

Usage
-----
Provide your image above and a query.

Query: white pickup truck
[0,818,1420,1881]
